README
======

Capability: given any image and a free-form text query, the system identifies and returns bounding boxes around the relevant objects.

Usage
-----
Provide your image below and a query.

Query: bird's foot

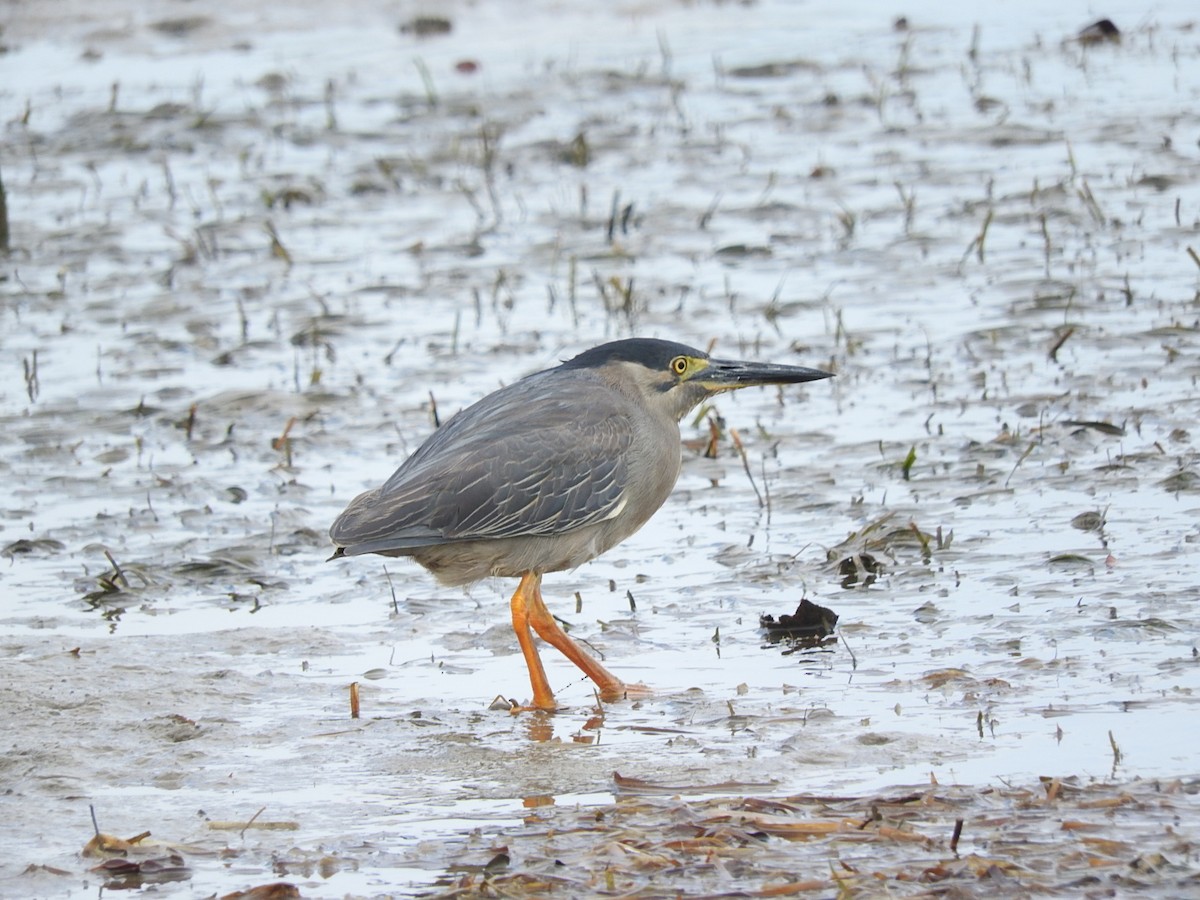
[491,694,562,714]
[595,680,652,703]
[494,682,651,713]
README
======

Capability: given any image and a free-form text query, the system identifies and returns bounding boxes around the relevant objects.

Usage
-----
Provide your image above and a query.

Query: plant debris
[759,598,839,639]
[426,777,1200,897]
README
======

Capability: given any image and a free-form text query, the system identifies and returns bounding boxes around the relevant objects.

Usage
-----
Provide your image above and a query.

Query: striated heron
[330,338,832,710]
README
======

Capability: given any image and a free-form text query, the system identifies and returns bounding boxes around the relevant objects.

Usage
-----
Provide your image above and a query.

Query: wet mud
[2,0,1199,895]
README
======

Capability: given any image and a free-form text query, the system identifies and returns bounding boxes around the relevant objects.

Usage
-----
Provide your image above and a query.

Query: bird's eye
[671,357,689,376]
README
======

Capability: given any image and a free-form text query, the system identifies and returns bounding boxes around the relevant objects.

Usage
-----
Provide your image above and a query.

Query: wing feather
[330,373,634,554]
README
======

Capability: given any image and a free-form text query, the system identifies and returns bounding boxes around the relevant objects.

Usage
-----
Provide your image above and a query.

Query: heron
[330,338,832,710]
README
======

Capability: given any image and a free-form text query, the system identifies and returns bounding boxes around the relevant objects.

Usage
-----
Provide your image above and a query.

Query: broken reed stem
[272,416,296,467]
[23,350,39,402]
[950,818,964,854]
[240,806,266,840]
[265,221,291,266]
[414,57,438,107]
[349,682,360,719]
[1187,246,1200,270]
[1004,441,1037,488]
[606,189,620,244]
[1048,326,1075,362]
[1040,213,1052,277]
[183,403,197,441]
[761,456,772,524]
[730,428,763,507]
[103,549,129,589]
[839,630,858,670]
[967,208,992,263]
[0,163,9,254]
[272,417,295,448]
[703,415,721,459]
[383,564,398,613]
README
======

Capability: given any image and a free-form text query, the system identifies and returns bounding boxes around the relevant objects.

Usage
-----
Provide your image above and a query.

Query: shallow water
[2,0,1199,895]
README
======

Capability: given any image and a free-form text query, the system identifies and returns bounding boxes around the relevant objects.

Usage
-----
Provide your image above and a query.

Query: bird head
[562,338,833,422]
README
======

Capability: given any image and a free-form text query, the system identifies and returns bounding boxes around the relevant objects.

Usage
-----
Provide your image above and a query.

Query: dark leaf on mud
[715,243,772,258]
[146,714,203,743]
[1077,18,1120,44]
[921,668,975,688]
[22,863,72,877]
[173,557,258,577]
[1159,470,1200,492]
[1063,420,1125,436]
[857,732,892,745]
[289,318,344,347]
[1070,511,1105,531]
[150,17,210,37]
[836,552,883,587]
[760,598,839,636]
[92,857,139,873]
[728,60,819,78]
[219,883,301,900]
[613,772,778,795]
[2,538,66,557]
[94,852,190,887]
[1049,553,1095,569]
[399,16,452,37]
[123,401,164,418]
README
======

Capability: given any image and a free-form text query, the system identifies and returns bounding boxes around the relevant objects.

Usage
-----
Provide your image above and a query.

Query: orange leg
[523,572,630,702]
[510,572,558,710]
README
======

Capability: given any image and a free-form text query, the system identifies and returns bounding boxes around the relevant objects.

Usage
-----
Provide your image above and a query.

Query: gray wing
[330,377,633,555]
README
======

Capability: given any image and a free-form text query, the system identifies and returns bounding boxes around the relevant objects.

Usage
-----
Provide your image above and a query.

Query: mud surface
[2,0,1199,896]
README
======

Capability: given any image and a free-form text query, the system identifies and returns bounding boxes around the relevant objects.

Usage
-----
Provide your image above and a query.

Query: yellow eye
[671,356,689,376]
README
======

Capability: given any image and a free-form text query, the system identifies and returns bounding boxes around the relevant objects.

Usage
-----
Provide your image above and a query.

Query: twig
[429,392,440,428]
[1048,326,1075,362]
[413,57,438,107]
[962,207,992,264]
[1004,441,1037,488]
[0,163,9,254]
[1040,213,1052,277]
[761,457,772,524]
[730,428,763,507]
[606,190,620,244]
[240,806,266,840]
[1108,730,1123,765]
[703,414,721,459]
[383,564,398,613]
[23,350,39,403]
[272,417,296,467]
[950,818,964,854]
[839,629,858,670]
[103,550,129,589]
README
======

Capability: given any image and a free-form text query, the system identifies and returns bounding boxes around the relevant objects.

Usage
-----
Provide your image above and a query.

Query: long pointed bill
[697,358,834,392]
